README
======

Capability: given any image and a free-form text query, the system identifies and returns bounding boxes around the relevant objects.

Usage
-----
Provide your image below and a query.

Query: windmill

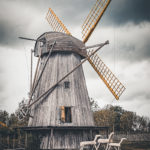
[19,0,125,149]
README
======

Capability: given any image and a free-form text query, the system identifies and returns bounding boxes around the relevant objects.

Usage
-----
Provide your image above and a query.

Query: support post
[29,40,109,108]
[106,127,109,138]
[18,129,21,147]
[7,135,9,148]
[90,129,93,140]
[30,49,33,94]
[50,128,54,149]
[13,132,15,149]
[25,132,28,148]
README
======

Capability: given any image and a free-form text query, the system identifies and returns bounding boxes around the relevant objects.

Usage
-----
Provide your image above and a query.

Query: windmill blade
[87,50,125,100]
[28,41,109,108]
[82,0,111,43]
[46,8,71,35]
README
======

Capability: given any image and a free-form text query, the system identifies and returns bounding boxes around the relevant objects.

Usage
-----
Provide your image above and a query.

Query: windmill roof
[34,32,87,58]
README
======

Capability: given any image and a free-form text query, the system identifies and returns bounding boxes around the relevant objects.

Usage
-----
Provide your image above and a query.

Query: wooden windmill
[23,0,125,149]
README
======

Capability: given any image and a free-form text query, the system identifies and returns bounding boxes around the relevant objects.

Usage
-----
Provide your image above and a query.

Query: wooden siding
[29,32,96,149]
[40,130,99,149]
[28,52,94,127]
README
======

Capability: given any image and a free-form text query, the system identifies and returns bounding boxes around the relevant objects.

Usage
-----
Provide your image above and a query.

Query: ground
[121,141,150,150]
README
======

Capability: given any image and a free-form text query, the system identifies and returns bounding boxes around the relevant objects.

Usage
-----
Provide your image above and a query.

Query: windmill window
[64,81,70,88]
[60,106,72,123]
[39,38,46,47]
[40,41,46,48]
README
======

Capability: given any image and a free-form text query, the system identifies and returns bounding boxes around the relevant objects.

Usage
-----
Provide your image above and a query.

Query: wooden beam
[29,42,56,104]
[19,37,36,41]
[30,49,33,94]
[50,128,53,149]
[28,40,109,108]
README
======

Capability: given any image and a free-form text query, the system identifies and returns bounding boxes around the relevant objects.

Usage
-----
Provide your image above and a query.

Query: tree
[120,111,136,133]
[109,105,125,131]
[92,104,150,133]
[9,113,19,127]
[136,116,148,132]
[147,121,150,132]
[94,108,116,130]
[0,110,9,125]
[93,105,117,131]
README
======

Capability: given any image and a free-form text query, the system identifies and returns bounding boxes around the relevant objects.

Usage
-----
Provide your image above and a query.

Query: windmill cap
[34,32,87,58]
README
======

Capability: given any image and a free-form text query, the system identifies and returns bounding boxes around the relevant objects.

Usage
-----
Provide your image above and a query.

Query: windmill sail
[82,0,111,43]
[87,50,125,100]
[46,8,71,35]
[28,32,96,149]
[45,5,125,100]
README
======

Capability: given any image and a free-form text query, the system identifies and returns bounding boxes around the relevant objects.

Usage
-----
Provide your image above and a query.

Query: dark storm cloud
[27,0,150,26]
[101,0,150,26]
[96,21,150,63]
[0,0,92,48]
[28,0,150,25]
[0,0,150,48]
[0,0,149,117]
[0,21,22,47]
[0,0,35,48]
[33,0,150,26]
[19,0,94,27]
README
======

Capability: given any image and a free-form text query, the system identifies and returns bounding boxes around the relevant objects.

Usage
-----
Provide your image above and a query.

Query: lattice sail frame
[82,0,111,43]
[87,50,125,100]
[45,6,125,100]
[46,8,71,35]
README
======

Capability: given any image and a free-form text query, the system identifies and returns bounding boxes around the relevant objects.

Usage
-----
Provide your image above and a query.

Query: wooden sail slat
[87,50,125,100]
[28,41,109,108]
[82,0,111,43]
[46,8,71,35]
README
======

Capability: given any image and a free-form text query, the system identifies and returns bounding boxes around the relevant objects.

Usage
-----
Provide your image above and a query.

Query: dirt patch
[121,141,150,150]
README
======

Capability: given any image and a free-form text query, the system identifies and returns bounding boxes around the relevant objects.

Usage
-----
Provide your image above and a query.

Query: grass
[121,141,150,150]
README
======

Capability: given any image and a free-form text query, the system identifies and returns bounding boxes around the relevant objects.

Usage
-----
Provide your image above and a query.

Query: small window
[40,38,46,47]
[64,81,70,89]
[40,41,44,47]
[65,107,72,123]
[60,106,72,123]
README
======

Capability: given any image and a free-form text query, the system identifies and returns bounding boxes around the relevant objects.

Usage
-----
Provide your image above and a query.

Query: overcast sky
[0,0,150,118]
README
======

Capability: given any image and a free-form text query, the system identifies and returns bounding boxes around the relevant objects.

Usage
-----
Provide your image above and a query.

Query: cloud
[117,22,150,62]
[0,0,49,48]
[1,0,150,48]
[101,0,150,26]
[37,0,150,26]
[84,59,150,117]
[121,60,150,101]
[41,0,150,27]
[0,0,150,118]
[0,48,30,113]
[87,22,150,63]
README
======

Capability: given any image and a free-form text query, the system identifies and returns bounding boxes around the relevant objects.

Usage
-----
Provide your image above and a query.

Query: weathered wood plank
[28,32,96,149]
[29,52,94,127]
